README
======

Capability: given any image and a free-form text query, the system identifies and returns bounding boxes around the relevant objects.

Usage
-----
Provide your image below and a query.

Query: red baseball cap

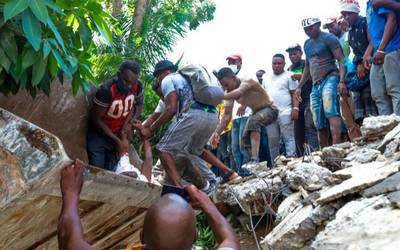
[323,17,338,29]
[226,54,242,61]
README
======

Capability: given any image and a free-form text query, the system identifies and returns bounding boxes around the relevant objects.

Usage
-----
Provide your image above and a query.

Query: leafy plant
[0,0,114,96]
[194,213,217,250]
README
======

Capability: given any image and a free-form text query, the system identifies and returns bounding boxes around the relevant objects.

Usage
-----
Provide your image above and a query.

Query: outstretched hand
[60,159,85,197]
[184,185,212,211]
[132,120,152,139]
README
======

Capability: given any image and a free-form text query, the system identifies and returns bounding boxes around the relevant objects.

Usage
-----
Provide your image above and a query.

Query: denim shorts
[310,74,340,129]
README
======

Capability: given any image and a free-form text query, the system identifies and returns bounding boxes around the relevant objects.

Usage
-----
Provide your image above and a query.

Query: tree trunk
[112,0,122,17]
[132,0,148,34]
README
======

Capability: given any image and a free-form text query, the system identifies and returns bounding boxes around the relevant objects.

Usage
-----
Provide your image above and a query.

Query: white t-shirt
[262,71,298,116]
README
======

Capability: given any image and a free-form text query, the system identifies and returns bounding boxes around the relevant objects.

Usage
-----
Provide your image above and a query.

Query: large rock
[286,163,333,192]
[276,192,302,223]
[317,161,400,204]
[311,196,400,250]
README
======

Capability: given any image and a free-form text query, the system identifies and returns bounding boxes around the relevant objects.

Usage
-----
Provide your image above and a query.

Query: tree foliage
[0,0,115,96]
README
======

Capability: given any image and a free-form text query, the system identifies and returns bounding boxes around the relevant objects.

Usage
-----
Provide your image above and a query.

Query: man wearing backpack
[139,60,238,190]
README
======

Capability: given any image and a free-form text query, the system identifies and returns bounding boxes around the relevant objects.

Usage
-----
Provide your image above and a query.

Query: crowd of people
[57,0,400,249]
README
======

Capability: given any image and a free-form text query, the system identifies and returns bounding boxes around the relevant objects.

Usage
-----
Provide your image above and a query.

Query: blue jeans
[310,74,341,129]
[231,117,250,175]
[259,127,272,166]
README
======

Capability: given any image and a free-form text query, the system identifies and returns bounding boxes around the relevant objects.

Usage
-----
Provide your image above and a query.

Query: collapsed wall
[214,115,400,250]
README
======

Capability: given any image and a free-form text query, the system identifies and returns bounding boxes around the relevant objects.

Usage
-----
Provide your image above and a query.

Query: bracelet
[377,50,385,54]
[293,107,299,111]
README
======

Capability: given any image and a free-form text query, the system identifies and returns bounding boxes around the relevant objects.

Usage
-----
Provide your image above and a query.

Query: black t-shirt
[289,60,312,107]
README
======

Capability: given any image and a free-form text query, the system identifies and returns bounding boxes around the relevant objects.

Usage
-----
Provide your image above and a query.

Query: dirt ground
[237,225,267,250]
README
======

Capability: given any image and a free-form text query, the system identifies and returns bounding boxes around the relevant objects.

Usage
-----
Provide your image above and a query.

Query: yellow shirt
[217,103,232,134]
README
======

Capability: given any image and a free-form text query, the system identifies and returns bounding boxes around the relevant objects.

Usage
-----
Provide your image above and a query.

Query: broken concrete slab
[384,138,400,157]
[311,196,400,250]
[261,202,339,250]
[387,191,400,209]
[276,192,302,223]
[361,115,400,140]
[362,172,400,197]
[317,161,400,204]
[378,123,400,151]
[286,163,333,192]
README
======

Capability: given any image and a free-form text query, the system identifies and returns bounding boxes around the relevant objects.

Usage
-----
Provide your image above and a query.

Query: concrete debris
[362,172,400,197]
[361,115,400,140]
[317,161,400,204]
[311,196,400,250]
[387,191,400,209]
[286,163,333,192]
[345,147,381,164]
[261,202,339,250]
[213,115,400,249]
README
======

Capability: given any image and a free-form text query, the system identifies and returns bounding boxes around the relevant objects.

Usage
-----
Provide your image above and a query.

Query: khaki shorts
[242,106,278,150]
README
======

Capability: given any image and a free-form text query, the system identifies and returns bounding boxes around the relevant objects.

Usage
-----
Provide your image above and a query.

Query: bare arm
[216,105,233,135]
[58,160,95,250]
[223,82,250,100]
[378,13,397,52]
[148,92,177,134]
[140,139,153,181]
[186,186,240,250]
[332,47,346,83]
[298,60,310,90]
[373,0,400,10]
[143,112,161,128]
[133,95,144,120]
[91,105,121,144]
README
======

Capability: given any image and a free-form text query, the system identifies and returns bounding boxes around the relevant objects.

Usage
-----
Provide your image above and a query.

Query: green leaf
[29,0,49,23]
[92,15,112,46]
[22,47,38,69]
[0,29,18,64]
[4,0,29,21]
[43,0,63,14]
[48,54,58,77]
[51,48,71,77]
[42,40,51,58]
[47,16,66,52]
[71,73,81,95]
[32,55,48,86]
[0,47,11,72]
[22,9,42,51]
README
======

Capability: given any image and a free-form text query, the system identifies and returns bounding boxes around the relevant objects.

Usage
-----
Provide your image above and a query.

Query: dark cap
[286,43,302,53]
[217,67,235,80]
[153,60,177,77]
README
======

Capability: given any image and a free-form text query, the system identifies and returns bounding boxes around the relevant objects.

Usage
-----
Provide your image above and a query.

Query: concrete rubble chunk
[261,202,339,250]
[384,138,400,157]
[276,192,302,223]
[286,163,333,192]
[362,172,400,197]
[387,191,400,208]
[378,123,400,151]
[361,115,400,140]
[311,196,400,250]
[317,161,400,204]
[345,147,381,165]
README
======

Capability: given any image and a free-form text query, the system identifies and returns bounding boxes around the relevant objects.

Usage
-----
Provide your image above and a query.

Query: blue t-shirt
[304,32,342,83]
[155,73,193,117]
[366,0,400,53]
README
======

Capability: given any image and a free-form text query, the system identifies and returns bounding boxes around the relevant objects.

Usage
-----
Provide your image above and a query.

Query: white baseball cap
[301,17,321,28]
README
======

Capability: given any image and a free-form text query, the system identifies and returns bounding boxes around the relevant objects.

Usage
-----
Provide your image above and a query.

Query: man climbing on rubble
[216,67,278,164]
[139,60,239,191]
[262,54,298,161]
[57,160,240,250]
[87,61,143,171]
[286,43,319,155]
[295,17,347,147]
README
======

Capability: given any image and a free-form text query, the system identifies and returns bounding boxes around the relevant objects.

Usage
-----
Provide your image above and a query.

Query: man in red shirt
[87,61,143,170]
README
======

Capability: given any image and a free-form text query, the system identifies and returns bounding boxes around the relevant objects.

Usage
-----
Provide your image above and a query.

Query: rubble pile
[214,115,400,250]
